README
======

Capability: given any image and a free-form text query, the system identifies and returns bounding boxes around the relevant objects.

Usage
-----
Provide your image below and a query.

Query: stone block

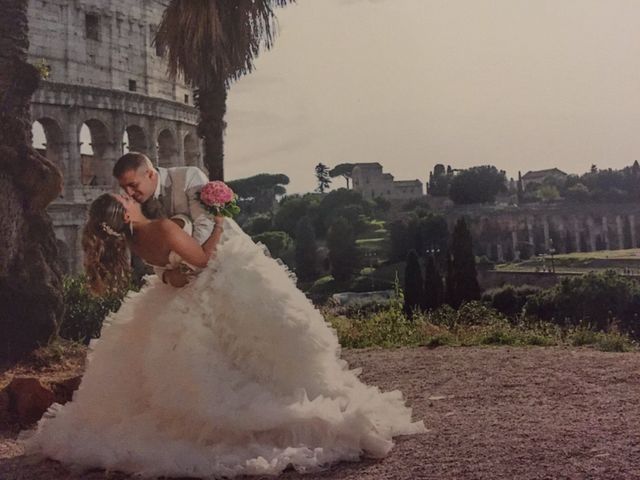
[4,377,55,424]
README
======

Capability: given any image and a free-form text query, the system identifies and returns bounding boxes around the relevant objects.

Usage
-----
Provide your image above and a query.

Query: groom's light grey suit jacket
[153,166,215,245]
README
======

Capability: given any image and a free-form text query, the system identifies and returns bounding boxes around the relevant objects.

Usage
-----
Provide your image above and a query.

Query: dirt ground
[2,346,640,480]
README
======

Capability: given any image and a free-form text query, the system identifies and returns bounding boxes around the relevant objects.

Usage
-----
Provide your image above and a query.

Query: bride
[20,192,426,478]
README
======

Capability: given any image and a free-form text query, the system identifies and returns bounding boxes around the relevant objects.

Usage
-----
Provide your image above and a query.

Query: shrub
[524,270,640,334]
[482,284,541,317]
[61,275,131,344]
[326,286,423,348]
[596,333,635,352]
[567,325,635,352]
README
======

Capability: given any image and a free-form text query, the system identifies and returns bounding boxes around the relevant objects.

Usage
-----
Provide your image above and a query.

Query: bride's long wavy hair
[82,193,132,296]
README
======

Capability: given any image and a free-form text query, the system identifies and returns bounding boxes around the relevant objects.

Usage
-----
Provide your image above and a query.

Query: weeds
[325,299,636,351]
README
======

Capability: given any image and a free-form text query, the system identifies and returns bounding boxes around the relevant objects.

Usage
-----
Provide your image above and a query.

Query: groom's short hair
[113,152,155,179]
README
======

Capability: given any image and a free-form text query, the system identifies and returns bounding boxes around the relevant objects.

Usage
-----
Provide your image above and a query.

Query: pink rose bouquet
[196,181,240,217]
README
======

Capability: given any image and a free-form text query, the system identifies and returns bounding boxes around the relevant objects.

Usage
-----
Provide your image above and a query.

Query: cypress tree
[327,217,359,282]
[315,163,332,193]
[444,250,455,307]
[403,249,424,318]
[423,254,443,311]
[294,216,318,281]
[448,217,481,308]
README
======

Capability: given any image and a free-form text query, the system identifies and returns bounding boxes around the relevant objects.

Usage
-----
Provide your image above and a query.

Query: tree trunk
[0,0,64,363]
[197,75,227,181]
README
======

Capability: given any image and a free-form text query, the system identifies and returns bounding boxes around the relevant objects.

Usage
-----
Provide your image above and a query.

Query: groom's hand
[162,268,190,288]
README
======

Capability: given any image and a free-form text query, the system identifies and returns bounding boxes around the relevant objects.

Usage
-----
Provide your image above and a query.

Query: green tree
[572,164,640,203]
[273,194,320,238]
[447,218,481,308]
[327,217,359,282]
[423,254,443,311]
[227,173,289,213]
[389,218,417,262]
[448,165,507,204]
[329,163,355,189]
[536,184,560,202]
[0,0,65,361]
[516,171,524,204]
[418,214,449,255]
[403,250,424,318]
[316,188,371,236]
[565,182,590,202]
[428,163,452,196]
[294,216,318,282]
[372,196,391,217]
[388,213,448,262]
[315,163,332,193]
[243,214,273,235]
[155,0,293,180]
[444,251,455,307]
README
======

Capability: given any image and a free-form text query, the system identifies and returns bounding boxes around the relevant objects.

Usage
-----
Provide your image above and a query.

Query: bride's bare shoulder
[152,218,182,234]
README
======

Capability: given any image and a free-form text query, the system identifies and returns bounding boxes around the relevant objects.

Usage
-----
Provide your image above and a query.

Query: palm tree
[155,0,294,181]
[0,0,64,362]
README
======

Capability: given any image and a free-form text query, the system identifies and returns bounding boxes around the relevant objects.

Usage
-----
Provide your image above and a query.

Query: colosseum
[29,0,202,273]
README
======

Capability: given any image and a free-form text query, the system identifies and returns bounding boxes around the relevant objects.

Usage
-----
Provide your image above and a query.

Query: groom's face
[117,166,156,204]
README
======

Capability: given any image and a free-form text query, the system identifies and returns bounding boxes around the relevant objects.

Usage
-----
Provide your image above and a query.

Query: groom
[113,152,215,285]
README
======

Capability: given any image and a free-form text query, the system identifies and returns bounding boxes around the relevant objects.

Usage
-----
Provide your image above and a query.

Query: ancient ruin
[29,0,201,272]
[447,203,640,261]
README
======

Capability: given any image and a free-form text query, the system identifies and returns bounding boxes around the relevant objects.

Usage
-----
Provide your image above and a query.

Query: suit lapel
[161,169,173,215]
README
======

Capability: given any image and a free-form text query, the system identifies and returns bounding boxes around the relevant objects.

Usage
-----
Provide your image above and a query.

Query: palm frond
[155,0,294,87]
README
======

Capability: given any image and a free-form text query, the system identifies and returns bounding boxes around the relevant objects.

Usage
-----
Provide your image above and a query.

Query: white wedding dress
[20,217,425,478]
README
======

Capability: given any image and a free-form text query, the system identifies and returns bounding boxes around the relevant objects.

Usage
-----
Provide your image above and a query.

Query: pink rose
[200,181,235,206]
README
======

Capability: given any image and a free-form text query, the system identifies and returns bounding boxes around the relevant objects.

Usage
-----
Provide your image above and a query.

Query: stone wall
[477,270,576,290]
[28,0,202,274]
[443,203,640,261]
[28,0,191,102]
[478,269,640,291]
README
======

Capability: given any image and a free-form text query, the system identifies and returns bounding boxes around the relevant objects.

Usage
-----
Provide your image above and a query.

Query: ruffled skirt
[20,220,425,478]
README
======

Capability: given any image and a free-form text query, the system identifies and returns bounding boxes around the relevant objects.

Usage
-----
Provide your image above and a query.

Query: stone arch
[123,124,148,155]
[80,119,115,186]
[184,132,200,167]
[32,117,65,175]
[157,128,178,167]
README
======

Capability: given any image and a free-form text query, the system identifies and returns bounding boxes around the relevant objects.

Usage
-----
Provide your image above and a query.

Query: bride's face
[112,193,143,223]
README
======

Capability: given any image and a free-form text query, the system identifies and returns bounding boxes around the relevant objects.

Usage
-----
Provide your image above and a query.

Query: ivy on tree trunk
[0,0,64,362]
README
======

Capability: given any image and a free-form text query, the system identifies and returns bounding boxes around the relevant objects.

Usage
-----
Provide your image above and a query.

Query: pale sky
[224,0,640,193]
[33,0,640,195]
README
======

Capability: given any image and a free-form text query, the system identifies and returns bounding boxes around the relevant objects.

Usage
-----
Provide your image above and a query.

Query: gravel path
[2,346,640,479]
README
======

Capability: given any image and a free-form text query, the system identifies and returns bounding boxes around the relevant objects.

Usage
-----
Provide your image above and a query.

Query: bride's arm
[201,216,225,258]
[159,216,225,269]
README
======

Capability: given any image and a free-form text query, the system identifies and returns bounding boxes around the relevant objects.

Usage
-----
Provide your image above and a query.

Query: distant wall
[478,269,640,290]
[443,203,640,262]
